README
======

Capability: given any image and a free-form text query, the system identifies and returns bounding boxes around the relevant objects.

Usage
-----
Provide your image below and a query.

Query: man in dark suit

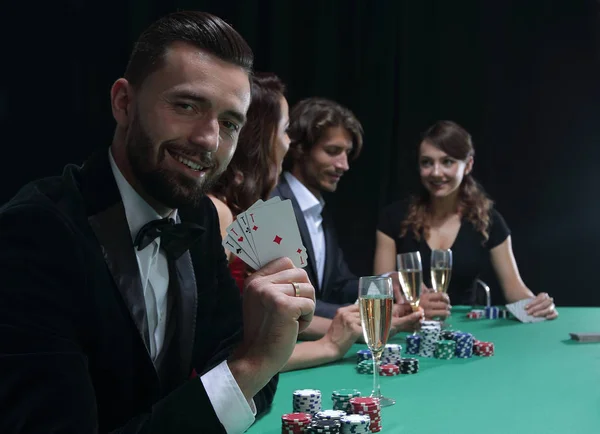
[269,98,357,319]
[0,11,315,433]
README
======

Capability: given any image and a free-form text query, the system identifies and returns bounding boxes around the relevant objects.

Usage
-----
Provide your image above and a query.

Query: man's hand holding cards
[222,198,309,270]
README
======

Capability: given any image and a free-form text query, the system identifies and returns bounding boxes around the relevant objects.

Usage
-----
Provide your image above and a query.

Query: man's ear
[110,78,134,127]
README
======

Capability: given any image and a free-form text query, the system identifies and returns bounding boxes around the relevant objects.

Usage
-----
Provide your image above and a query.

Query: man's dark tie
[134,217,205,260]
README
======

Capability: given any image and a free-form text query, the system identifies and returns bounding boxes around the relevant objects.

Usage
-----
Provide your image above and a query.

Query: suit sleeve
[0,202,273,434]
[314,225,358,319]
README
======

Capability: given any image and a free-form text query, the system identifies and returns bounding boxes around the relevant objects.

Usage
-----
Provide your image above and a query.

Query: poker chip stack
[356,349,372,362]
[349,397,382,432]
[398,357,419,374]
[379,363,400,376]
[485,306,499,319]
[421,320,442,329]
[441,330,456,340]
[381,344,402,365]
[356,359,373,375]
[452,332,474,358]
[418,325,441,358]
[467,309,484,319]
[307,418,341,434]
[315,410,346,423]
[434,339,456,359]
[293,389,322,415]
[405,334,421,354]
[282,412,312,433]
[339,415,371,434]
[474,340,495,357]
[331,389,361,413]
[499,308,510,319]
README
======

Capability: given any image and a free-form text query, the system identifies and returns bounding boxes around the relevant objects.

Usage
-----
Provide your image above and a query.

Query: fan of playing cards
[222,198,309,270]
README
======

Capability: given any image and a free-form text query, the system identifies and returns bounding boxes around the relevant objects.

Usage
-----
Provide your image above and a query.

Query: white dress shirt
[109,149,255,433]
[284,171,326,288]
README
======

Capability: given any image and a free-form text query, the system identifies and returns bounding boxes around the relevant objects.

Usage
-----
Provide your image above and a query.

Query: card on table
[222,198,308,270]
[505,298,546,323]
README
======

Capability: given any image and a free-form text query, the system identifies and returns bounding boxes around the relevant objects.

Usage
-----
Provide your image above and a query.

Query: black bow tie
[134,217,205,260]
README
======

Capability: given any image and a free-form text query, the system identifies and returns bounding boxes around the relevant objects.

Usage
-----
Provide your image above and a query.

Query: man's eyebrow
[170,91,246,125]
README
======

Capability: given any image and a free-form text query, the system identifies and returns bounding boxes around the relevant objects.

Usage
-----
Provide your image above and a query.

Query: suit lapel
[81,150,151,354]
[273,177,320,291]
[88,205,151,352]
[170,241,198,379]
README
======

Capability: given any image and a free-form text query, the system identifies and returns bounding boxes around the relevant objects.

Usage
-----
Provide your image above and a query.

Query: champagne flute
[397,251,423,312]
[430,249,452,294]
[358,275,395,407]
[431,249,453,324]
[397,252,423,335]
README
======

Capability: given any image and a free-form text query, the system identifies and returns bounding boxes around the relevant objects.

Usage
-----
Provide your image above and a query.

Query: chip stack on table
[293,389,322,415]
[434,339,456,359]
[356,349,372,362]
[349,397,382,433]
[485,306,499,319]
[452,332,474,358]
[307,418,341,434]
[331,389,361,413]
[418,325,441,357]
[381,343,401,364]
[282,412,312,433]
[356,360,373,375]
[398,357,419,374]
[473,340,495,356]
[339,415,371,434]
[421,320,442,329]
[499,308,510,318]
[466,310,484,319]
[441,330,456,340]
[405,334,421,354]
[379,363,400,376]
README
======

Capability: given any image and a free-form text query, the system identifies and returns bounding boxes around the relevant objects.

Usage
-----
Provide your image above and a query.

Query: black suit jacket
[271,175,357,318]
[0,149,277,433]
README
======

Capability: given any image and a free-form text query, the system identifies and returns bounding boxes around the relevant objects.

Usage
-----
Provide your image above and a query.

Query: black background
[2,0,599,306]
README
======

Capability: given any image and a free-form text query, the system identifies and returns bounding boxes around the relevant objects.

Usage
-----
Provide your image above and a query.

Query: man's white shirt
[283,171,326,289]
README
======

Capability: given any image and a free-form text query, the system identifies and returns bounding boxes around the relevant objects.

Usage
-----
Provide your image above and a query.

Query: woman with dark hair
[374,120,558,320]
[209,73,365,371]
[209,72,289,288]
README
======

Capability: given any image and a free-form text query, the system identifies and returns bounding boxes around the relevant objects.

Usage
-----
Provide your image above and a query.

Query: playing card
[236,197,281,258]
[222,234,260,270]
[505,298,546,323]
[224,218,258,264]
[246,199,308,268]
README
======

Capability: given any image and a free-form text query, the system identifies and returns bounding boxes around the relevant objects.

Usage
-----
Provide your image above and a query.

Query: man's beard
[126,114,224,210]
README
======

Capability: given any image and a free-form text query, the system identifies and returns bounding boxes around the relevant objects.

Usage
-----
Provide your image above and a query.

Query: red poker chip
[282,413,311,423]
[350,397,379,405]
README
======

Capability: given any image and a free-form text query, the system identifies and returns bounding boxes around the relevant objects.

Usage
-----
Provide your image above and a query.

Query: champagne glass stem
[371,351,382,399]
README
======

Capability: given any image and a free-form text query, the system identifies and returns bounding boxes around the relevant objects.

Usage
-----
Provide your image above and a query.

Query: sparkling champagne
[359,296,393,354]
[398,269,422,310]
[431,267,452,293]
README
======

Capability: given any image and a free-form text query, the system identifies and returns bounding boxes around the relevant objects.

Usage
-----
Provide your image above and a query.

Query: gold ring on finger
[292,282,301,297]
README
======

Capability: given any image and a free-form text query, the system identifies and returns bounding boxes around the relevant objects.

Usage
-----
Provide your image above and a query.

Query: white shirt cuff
[201,360,256,433]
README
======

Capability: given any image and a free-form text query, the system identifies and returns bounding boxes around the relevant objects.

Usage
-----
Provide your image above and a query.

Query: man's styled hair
[124,11,254,89]
[283,97,363,171]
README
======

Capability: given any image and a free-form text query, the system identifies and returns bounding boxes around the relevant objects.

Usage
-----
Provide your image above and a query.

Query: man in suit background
[271,98,361,319]
[0,11,315,433]
[272,98,423,336]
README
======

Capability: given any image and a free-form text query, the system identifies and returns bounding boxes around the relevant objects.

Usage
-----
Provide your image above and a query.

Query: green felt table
[247,306,600,434]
